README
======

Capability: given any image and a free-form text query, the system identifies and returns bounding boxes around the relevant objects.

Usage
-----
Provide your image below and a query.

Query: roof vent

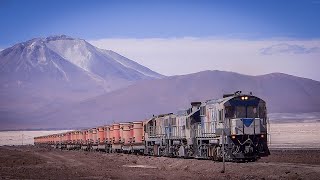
[234,91,242,95]
[191,102,201,107]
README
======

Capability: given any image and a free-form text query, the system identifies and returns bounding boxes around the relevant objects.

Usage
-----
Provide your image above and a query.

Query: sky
[0,0,320,80]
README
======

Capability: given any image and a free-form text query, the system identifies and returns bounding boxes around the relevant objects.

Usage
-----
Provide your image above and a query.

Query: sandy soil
[1,146,320,180]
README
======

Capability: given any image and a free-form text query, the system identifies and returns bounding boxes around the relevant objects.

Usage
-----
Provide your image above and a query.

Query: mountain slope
[44,35,163,82]
[15,70,320,130]
[100,50,162,78]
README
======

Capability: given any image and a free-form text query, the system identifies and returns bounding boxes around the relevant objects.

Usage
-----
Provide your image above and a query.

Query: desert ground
[1,146,320,180]
[1,121,320,179]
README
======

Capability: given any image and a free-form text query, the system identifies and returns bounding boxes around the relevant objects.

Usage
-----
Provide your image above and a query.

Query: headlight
[241,96,249,100]
[231,135,236,139]
[261,134,264,138]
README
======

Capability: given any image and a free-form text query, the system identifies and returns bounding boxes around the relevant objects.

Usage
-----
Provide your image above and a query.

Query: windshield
[226,106,258,118]
[236,106,246,118]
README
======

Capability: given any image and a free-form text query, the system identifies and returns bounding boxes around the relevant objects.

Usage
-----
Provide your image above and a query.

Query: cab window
[225,106,235,118]
[247,106,258,118]
[235,106,246,118]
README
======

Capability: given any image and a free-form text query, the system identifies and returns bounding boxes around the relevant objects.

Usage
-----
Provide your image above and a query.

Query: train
[34,91,270,162]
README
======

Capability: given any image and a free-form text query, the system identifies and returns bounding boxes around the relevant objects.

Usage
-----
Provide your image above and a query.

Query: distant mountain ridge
[7,70,319,130]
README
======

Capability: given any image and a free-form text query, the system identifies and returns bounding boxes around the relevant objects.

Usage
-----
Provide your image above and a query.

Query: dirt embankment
[1,146,320,179]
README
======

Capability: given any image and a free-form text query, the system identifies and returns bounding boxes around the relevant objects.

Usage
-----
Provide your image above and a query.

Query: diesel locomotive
[35,91,270,162]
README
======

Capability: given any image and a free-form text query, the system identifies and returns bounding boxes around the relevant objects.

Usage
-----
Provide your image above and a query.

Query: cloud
[89,37,320,81]
[260,43,320,55]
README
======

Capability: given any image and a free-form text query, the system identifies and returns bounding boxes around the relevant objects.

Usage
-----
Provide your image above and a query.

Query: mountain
[0,35,163,129]
[8,70,319,130]
[0,35,163,89]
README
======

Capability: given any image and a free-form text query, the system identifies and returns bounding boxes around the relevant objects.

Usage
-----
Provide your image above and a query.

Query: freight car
[34,91,270,162]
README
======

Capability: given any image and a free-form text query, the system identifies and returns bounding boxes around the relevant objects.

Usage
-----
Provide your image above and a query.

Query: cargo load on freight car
[34,91,270,162]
